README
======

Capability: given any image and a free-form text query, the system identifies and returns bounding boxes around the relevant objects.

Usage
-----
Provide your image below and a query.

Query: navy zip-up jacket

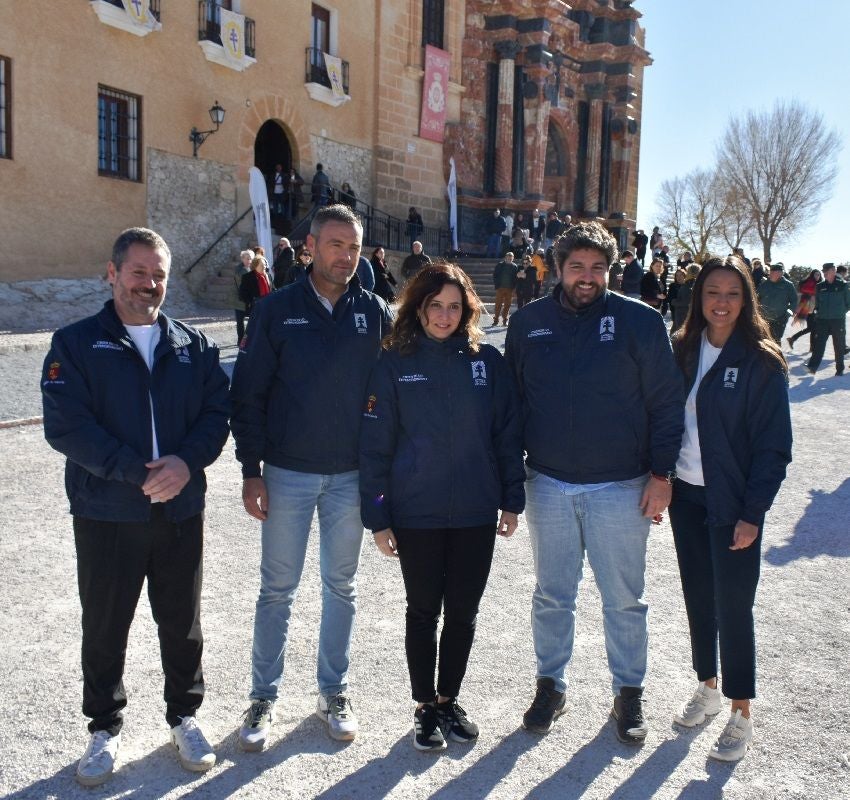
[42,301,230,522]
[677,329,792,527]
[359,335,525,531]
[505,288,684,483]
[230,272,392,478]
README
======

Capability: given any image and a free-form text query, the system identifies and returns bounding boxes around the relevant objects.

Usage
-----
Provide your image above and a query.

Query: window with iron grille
[0,56,9,159]
[422,0,444,49]
[98,86,141,181]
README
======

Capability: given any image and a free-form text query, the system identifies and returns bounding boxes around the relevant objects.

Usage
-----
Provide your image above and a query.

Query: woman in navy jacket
[359,263,525,752]
[669,254,791,762]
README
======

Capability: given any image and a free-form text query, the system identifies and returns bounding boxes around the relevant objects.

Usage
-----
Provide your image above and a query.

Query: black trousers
[234,308,247,343]
[394,524,496,703]
[74,507,205,734]
[767,316,788,345]
[788,312,817,350]
[808,317,846,374]
[668,480,761,699]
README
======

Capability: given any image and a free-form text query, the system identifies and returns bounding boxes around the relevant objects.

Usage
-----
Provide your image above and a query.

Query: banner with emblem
[248,167,273,264]
[322,53,346,99]
[219,8,245,64]
[120,0,156,29]
[419,45,450,142]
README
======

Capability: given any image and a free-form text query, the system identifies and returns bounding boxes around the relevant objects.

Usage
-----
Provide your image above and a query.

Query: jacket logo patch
[176,346,191,364]
[398,374,427,383]
[283,317,309,325]
[471,361,487,386]
[354,313,368,334]
[723,367,739,388]
[600,316,615,341]
[528,328,553,338]
[92,340,123,351]
[363,394,378,419]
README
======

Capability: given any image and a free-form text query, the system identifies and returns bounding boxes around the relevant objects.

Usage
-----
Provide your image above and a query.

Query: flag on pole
[447,157,458,251]
[248,167,273,266]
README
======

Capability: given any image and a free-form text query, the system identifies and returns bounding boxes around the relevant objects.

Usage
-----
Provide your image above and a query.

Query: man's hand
[730,520,759,550]
[242,477,269,521]
[143,455,191,502]
[373,528,398,557]
[639,477,672,519]
[497,511,519,537]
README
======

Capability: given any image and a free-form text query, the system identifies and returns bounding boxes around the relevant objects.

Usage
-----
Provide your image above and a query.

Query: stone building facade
[0,0,647,303]
[447,0,650,252]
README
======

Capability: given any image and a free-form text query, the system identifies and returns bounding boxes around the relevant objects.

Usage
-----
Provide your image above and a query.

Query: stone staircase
[454,256,499,304]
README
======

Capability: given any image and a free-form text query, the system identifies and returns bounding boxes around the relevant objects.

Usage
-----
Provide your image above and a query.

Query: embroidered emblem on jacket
[471,361,487,386]
[723,367,738,388]
[354,313,368,334]
[92,340,123,351]
[600,316,615,341]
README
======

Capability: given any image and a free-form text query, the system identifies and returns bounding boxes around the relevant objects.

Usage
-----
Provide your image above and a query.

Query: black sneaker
[413,704,446,752]
[522,677,566,734]
[435,699,479,743]
[612,686,648,744]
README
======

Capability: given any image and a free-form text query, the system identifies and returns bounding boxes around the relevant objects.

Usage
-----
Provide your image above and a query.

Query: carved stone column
[494,40,522,196]
[583,84,606,215]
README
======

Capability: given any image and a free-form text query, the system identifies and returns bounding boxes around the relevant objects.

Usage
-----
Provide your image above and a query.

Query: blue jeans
[485,233,501,258]
[250,465,364,700]
[525,469,650,694]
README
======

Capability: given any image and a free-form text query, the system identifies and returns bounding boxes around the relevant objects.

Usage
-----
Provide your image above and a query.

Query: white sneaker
[170,716,216,772]
[673,681,722,727]
[316,693,358,741]
[239,699,275,752]
[709,709,753,761]
[76,730,121,787]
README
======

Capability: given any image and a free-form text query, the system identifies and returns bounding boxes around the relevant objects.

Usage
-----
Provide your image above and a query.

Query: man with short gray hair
[231,204,392,749]
[42,227,230,786]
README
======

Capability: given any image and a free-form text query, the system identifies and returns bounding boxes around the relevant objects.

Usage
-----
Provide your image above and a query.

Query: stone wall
[310,136,374,207]
[147,149,242,305]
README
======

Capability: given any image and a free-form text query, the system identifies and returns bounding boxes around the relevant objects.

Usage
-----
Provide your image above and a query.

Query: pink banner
[419,45,450,142]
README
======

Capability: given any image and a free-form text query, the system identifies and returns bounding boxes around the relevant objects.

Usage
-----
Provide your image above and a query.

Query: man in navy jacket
[230,205,392,749]
[505,221,684,744]
[42,227,230,786]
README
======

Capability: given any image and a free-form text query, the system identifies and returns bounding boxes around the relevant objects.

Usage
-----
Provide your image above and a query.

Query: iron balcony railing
[305,47,349,95]
[198,1,256,58]
[102,0,161,21]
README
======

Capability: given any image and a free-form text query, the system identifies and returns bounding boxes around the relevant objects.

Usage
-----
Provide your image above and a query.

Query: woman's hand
[730,520,759,550]
[373,528,399,557]
[497,511,519,537]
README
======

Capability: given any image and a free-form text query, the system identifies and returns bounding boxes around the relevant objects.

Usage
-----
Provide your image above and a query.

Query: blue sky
[635,0,850,267]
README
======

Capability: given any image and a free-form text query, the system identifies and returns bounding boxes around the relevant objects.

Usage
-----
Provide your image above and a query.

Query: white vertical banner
[120,0,157,29]
[248,167,273,262]
[447,157,458,251]
[322,53,346,99]
[219,8,245,63]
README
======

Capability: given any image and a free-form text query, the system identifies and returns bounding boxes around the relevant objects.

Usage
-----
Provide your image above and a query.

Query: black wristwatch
[651,470,677,485]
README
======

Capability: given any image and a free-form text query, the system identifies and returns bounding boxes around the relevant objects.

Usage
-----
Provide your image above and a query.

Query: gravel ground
[0,312,848,799]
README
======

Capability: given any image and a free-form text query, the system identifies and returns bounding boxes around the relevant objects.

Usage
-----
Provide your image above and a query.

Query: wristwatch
[651,470,677,485]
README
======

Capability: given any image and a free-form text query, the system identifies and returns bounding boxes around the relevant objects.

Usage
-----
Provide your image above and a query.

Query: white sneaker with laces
[709,709,753,761]
[76,730,121,787]
[239,699,275,752]
[673,681,722,727]
[316,693,358,741]
[170,716,216,772]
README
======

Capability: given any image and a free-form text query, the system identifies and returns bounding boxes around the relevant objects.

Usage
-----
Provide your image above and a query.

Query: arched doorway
[542,121,571,213]
[254,119,296,233]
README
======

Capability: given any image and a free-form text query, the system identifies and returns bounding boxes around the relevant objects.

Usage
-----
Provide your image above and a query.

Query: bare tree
[715,175,757,253]
[656,168,726,261]
[716,100,841,262]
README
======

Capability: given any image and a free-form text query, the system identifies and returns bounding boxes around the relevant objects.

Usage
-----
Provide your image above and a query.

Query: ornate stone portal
[446,0,651,253]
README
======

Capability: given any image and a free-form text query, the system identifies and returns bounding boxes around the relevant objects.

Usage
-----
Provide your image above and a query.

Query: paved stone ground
[0,307,848,799]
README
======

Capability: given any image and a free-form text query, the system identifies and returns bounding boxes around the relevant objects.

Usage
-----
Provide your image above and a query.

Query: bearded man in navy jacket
[505,221,684,745]
[42,227,230,786]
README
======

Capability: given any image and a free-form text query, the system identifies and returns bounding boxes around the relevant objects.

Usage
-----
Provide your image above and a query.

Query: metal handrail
[184,206,253,274]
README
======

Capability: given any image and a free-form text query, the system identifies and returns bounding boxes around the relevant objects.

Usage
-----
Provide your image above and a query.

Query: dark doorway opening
[254,120,295,234]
